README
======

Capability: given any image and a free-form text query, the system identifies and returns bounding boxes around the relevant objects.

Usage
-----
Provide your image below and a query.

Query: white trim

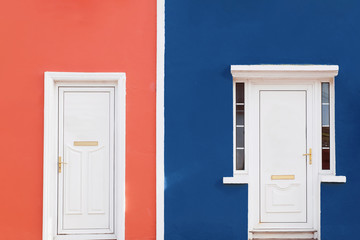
[250,229,317,239]
[43,72,126,240]
[320,175,346,183]
[231,65,338,79]
[156,0,165,239]
[55,234,117,240]
[231,65,339,72]
[331,79,336,174]
[223,175,248,184]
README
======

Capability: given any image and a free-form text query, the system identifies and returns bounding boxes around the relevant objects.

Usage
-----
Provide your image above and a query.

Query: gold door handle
[58,156,67,173]
[303,148,312,165]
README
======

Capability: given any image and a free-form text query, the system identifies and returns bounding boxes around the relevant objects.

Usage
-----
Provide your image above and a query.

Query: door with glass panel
[57,87,115,236]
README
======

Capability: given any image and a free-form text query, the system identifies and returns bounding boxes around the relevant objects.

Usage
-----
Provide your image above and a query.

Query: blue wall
[165,1,360,239]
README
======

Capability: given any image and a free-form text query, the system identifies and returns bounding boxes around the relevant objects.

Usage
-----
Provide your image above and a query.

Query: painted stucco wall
[0,1,156,239]
[165,1,359,239]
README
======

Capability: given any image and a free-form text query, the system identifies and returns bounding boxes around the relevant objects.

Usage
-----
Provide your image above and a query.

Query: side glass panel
[321,83,330,170]
[236,83,245,170]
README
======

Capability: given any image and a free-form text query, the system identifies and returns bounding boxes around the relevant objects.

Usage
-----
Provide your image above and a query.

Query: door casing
[247,79,322,239]
[43,72,126,240]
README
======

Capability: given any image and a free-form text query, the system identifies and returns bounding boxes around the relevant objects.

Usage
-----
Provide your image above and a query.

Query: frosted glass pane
[322,105,330,126]
[322,149,330,170]
[235,83,245,171]
[236,127,244,148]
[236,149,245,170]
[236,105,244,125]
[236,83,244,103]
[321,83,330,103]
[322,127,330,147]
[321,82,331,171]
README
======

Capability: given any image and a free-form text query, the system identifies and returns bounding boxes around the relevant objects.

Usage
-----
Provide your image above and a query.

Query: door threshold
[250,228,317,232]
[250,228,317,239]
[55,234,117,240]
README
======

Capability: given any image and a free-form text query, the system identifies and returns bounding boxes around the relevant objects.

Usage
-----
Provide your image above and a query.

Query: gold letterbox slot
[271,175,295,180]
[74,141,98,146]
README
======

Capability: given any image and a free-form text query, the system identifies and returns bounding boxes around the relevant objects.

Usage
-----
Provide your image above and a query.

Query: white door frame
[43,72,126,240]
[249,81,316,230]
[248,79,322,239]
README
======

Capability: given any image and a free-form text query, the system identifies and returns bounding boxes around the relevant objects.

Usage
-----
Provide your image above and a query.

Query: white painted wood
[55,234,117,240]
[259,90,308,223]
[231,65,339,79]
[58,88,114,234]
[330,80,336,175]
[320,175,346,183]
[223,175,248,184]
[43,72,126,240]
[43,72,58,240]
[313,81,322,240]
[231,64,338,72]
[251,229,316,239]
[156,0,165,239]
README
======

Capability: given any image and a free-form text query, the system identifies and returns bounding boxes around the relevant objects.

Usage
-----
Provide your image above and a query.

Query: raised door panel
[64,147,82,215]
[88,146,107,215]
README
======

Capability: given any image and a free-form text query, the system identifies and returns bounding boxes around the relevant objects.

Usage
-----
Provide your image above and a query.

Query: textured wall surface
[0,1,156,239]
[165,1,359,239]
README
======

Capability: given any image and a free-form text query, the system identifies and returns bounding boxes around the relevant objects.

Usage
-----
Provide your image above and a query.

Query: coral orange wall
[0,1,156,239]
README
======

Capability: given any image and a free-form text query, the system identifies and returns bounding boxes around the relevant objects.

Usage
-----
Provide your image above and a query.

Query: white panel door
[259,88,310,223]
[58,87,115,235]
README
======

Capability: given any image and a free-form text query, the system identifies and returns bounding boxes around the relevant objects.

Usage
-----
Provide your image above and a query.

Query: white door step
[252,239,317,240]
[250,229,317,239]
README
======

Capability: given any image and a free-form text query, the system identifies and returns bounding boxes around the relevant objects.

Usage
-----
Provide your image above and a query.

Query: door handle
[303,148,312,165]
[58,156,67,173]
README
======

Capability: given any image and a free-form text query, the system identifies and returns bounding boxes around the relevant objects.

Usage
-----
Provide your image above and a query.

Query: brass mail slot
[74,141,98,146]
[271,175,295,180]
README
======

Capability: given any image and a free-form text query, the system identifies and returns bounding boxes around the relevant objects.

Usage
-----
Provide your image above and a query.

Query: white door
[58,87,115,235]
[256,84,313,226]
